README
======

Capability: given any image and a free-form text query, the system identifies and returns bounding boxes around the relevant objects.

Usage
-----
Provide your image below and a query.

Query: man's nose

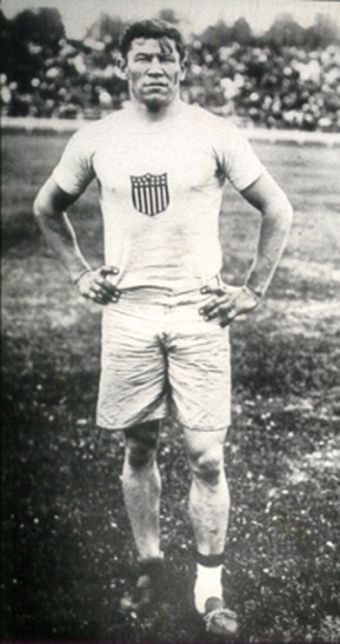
[147,56,163,74]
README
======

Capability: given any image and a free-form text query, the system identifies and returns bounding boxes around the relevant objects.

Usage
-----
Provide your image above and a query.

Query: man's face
[123,37,186,110]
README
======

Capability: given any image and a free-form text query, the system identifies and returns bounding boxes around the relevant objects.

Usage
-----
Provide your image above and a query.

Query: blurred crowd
[1,12,340,131]
[186,41,340,131]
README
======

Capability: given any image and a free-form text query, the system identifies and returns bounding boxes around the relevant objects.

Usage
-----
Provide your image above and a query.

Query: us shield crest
[130,173,169,216]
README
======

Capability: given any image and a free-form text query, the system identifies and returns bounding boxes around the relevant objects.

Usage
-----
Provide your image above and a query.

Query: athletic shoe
[203,596,238,636]
[119,556,165,614]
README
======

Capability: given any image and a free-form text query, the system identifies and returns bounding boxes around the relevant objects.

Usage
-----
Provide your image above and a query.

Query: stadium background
[1,2,340,132]
[1,1,340,642]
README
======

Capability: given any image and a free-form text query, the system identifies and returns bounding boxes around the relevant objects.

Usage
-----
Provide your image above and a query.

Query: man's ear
[117,55,128,80]
[180,54,188,81]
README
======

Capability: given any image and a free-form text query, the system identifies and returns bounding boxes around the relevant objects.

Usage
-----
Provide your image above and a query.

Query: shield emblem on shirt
[130,173,169,216]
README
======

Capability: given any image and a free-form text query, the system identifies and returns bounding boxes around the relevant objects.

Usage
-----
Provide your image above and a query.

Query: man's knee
[124,421,159,469]
[188,444,224,485]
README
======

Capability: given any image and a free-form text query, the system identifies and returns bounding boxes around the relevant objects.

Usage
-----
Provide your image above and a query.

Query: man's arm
[33,177,120,304]
[200,172,293,326]
[241,171,293,297]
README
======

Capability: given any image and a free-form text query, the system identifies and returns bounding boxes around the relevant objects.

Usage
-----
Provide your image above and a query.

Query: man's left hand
[199,283,260,328]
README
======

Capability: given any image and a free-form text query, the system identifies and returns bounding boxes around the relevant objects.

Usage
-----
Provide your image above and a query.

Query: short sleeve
[52,128,94,196]
[221,123,265,192]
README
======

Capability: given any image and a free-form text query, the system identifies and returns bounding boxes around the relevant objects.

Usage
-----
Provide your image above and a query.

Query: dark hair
[119,19,186,61]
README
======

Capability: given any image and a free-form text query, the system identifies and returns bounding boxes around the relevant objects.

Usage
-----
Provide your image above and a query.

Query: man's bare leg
[183,427,237,633]
[184,428,229,557]
[122,420,162,559]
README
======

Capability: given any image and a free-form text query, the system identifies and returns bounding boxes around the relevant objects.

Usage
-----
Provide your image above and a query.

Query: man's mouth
[144,83,167,89]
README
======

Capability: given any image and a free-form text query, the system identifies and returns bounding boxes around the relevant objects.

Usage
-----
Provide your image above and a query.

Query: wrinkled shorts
[96,276,231,432]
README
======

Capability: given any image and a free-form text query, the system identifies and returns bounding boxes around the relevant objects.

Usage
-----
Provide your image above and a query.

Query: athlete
[34,20,293,636]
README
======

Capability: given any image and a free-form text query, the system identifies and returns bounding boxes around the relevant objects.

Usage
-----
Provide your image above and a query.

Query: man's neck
[127,97,185,125]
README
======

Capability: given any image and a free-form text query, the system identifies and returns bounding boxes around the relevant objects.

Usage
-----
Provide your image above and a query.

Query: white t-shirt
[53,102,265,291]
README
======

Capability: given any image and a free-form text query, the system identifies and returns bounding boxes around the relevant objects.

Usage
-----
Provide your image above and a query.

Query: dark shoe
[120,557,165,614]
[203,596,238,636]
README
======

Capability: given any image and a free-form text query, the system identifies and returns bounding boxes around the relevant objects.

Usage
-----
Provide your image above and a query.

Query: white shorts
[96,277,231,432]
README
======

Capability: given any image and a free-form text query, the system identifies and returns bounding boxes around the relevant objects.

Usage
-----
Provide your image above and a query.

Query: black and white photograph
[1,0,340,641]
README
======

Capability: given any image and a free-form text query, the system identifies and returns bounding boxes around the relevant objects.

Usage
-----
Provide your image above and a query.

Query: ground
[1,132,340,643]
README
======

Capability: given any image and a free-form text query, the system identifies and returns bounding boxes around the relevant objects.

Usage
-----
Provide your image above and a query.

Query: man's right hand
[76,265,121,305]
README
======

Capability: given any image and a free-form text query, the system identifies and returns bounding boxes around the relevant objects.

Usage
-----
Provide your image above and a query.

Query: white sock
[194,563,223,614]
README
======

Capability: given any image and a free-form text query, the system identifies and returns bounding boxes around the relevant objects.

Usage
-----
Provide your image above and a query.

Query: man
[34,20,293,636]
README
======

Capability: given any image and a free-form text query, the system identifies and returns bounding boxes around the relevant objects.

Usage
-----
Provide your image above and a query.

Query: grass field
[2,131,340,643]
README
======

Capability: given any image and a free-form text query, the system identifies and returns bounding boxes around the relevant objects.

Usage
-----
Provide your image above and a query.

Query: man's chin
[143,96,169,111]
